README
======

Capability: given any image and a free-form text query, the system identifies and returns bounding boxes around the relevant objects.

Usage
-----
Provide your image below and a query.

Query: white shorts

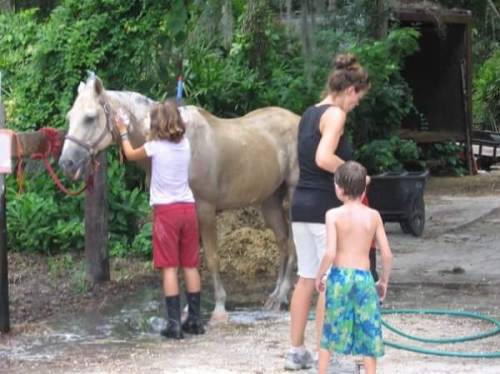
[292,222,326,279]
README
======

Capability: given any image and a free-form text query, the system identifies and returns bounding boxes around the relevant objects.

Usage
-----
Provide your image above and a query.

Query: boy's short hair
[334,161,367,198]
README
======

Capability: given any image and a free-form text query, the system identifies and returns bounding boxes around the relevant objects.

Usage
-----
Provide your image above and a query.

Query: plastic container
[367,170,430,237]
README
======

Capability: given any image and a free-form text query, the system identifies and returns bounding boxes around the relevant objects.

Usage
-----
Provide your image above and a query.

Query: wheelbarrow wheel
[399,220,412,234]
[402,196,425,237]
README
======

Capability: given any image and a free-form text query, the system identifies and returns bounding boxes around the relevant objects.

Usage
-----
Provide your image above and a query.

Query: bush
[5,172,85,253]
[421,142,468,176]
[6,154,150,257]
[473,49,500,129]
[355,136,425,175]
[184,2,310,117]
[2,1,182,129]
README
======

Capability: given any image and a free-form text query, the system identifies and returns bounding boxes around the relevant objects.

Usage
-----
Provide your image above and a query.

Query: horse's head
[59,75,117,180]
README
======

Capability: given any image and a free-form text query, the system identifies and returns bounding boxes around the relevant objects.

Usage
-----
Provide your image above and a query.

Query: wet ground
[2,174,500,373]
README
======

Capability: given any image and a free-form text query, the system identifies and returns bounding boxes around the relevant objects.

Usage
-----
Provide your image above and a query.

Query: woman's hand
[315,273,326,293]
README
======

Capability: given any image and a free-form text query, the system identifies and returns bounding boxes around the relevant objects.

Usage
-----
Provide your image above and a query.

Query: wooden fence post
[8,129,111,286]
[85,151,109,284]
[0,96,10,333]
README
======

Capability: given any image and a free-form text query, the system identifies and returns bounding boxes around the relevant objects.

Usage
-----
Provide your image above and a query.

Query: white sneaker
[307,353,358,374]
[330,353,358,373]
[284,350,315,370]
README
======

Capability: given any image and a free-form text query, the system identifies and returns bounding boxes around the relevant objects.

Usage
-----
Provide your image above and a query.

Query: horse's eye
[84,115,96,125]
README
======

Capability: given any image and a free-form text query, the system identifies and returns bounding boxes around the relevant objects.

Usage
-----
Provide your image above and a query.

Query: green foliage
[130,222,153,259]
[1,1,184,129]
[356,136,425,175]
[422,142,468,176]
[184,2,310,116]
[99,154,151,259]
[0,9,40,121]
[5,172,85,253]
[473,49,500,129]
[349,28,420,144]
[4,0,494,257]
[6,154,150,257]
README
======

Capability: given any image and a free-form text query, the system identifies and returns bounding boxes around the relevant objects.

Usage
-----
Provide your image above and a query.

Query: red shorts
[152,203,200,268]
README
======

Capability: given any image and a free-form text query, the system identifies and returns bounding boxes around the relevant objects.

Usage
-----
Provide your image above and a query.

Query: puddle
[2,276,499,368]
[0,284,291,364]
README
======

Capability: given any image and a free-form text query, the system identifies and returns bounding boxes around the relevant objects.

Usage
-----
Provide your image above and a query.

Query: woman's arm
[114,114,148,161]
[315,107,347,173]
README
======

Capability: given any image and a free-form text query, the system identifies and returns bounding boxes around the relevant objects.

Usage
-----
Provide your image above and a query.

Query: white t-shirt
[143,137,195,206]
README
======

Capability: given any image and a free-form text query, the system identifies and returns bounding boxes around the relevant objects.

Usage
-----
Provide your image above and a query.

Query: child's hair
[334,161,367,198]
[148,100,186,143]
[324,53,370,95]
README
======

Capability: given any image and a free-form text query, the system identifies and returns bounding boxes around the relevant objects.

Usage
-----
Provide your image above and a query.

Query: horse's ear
[94,77,104,96]
[77,81,85,94]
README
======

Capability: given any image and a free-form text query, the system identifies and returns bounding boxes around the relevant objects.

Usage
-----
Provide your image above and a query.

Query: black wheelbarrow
[367,170,430,237]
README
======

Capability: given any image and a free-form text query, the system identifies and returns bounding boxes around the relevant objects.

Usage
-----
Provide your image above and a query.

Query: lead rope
[31,128,94,196]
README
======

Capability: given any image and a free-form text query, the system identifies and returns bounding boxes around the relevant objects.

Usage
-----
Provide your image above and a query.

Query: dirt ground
[1,172,500,373]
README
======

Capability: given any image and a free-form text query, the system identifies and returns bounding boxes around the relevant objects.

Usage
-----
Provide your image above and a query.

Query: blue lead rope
[176,76,184,106]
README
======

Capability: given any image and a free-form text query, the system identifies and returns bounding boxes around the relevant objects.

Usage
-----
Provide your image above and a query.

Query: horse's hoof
[209,310,229,324]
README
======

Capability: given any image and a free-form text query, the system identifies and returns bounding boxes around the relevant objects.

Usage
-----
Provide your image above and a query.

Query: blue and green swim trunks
[320,267,384,357]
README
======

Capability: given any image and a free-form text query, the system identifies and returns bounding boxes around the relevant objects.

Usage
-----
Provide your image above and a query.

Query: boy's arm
[315,210,337,292]
[374,212,393,300]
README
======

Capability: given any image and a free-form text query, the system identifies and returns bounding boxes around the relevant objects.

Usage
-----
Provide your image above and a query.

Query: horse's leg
[196,200,228,322]
[261,189,296,311]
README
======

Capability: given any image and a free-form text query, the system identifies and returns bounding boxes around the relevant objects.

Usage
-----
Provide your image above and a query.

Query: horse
[58,75,300,321]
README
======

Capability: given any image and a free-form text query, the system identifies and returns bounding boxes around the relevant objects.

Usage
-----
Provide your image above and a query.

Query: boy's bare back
[326,201,381,271]
[316,161,393,301]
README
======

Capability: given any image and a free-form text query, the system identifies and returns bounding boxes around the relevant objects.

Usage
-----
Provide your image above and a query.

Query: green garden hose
[381,309,500,358]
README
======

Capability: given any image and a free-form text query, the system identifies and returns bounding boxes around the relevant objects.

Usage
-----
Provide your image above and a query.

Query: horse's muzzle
[58,153,89,181]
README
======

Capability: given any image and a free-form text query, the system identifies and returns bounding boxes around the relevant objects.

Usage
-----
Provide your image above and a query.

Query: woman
[115,100,204,340]
[285,53,370,370]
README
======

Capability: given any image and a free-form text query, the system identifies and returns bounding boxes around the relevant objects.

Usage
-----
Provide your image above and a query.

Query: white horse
[59,75,300,320]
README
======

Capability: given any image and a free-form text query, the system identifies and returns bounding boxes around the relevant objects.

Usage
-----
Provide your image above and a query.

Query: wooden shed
[390,6,475,174]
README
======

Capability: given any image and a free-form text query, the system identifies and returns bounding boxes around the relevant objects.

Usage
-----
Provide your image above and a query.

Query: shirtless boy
[315,161,393,374]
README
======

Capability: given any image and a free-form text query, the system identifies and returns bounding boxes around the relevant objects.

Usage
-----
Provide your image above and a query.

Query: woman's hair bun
[334,53,358,70]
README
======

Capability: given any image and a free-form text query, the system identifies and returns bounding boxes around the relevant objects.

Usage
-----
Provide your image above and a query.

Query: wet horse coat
[59,76,300,319]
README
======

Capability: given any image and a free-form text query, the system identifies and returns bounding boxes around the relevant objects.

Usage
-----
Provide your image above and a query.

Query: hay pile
[215,208,280,278]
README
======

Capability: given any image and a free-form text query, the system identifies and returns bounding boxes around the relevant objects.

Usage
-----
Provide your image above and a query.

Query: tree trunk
[375,0,387,39]
[220,0,233,49]
[300,0,313,89]
[0,0,13,12]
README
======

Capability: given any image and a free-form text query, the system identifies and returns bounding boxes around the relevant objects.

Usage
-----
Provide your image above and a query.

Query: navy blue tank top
[291,104,353,223]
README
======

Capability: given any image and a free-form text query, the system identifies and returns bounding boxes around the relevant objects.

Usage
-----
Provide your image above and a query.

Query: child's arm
[315,210,337,292]
[374,212,393,301]
[115,112,148,161]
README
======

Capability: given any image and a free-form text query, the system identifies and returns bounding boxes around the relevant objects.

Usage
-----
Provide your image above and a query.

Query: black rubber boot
[182,292,205,335]
[161,295,184,339]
